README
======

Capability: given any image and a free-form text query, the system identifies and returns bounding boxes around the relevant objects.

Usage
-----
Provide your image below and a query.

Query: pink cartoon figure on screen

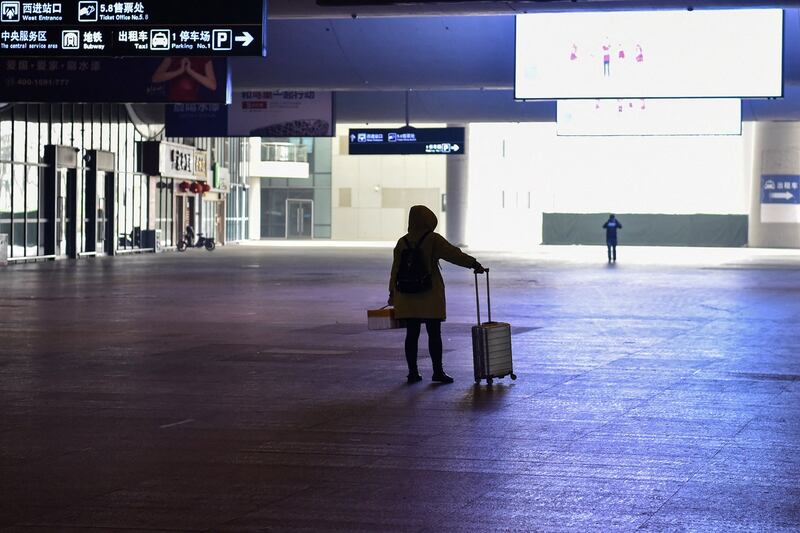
[602,39,611,77]
[636,44,644,63]
[618,45,625,60]
[570,44,578,61]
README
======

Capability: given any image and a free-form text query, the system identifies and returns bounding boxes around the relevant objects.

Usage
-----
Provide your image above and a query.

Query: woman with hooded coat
[389,205,485,384]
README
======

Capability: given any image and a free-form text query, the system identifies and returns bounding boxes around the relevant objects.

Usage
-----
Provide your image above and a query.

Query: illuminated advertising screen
[557,98,742,136]
[515,9,783,99]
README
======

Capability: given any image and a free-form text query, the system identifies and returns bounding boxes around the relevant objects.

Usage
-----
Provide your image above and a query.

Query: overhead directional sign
[348,127,466,156]
[0,0,266,56]
[761,175,800,204]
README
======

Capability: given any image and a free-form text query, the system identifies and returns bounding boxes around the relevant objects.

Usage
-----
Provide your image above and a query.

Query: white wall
[465,123,542,251]
[466,122,750,250]
[331,123,447,241]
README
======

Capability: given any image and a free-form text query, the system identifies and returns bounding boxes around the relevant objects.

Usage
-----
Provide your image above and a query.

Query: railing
[260,142,308,163]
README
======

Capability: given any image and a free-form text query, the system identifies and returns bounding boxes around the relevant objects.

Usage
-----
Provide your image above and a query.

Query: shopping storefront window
[0,163,11,241]
[0,104,151,259]
[256,137,331,240]
[0,104,249,259]
[155,179,174,249]
[25,165,40,257]
[12,165,25,257]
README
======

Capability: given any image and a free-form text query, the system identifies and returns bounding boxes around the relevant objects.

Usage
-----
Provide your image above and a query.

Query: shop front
[139,141,212,249]
[85,149,116,256]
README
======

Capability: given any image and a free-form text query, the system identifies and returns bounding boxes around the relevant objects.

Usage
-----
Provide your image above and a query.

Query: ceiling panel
[234,10,800,89]
[228,7,800,120]
[269,0,800,19]
[233,16,515,90]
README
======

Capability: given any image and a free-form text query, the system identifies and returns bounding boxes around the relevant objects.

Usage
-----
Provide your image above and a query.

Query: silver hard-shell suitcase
[471,269,516,385]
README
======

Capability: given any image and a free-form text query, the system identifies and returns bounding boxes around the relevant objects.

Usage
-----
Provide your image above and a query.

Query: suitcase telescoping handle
[474,268,491,325]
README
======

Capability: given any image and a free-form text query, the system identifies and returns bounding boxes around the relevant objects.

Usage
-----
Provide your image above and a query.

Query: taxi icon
[150,30,170,50]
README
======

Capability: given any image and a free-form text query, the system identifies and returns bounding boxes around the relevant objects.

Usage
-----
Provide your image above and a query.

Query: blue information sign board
[348,127,465,156]
[761,175,800,204]
[0,0,266,56]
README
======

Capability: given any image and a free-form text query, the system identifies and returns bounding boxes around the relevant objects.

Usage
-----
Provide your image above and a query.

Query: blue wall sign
[761,175,800,204]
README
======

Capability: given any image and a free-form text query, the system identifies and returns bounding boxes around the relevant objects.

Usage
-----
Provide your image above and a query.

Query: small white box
[367,307,404,330]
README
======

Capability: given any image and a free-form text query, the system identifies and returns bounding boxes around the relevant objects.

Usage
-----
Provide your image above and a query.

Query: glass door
[55,168,69,257]
[285,199,313,239]
[96,189,106,255]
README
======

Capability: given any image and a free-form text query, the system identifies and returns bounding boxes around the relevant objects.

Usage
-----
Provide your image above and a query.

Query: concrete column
[248,177,261,240]
[748,121,800,248]
[446,124,469,247]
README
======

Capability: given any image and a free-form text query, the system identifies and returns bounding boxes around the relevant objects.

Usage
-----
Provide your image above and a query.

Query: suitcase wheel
[511,373,517,380]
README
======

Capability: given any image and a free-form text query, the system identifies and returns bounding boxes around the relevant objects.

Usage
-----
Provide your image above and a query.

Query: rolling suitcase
[472,269,516,385]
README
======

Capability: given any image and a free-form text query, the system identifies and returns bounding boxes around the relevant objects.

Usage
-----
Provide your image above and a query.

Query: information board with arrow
[348,127,466,156]
[761,175,800,205]
[0,0,266,56]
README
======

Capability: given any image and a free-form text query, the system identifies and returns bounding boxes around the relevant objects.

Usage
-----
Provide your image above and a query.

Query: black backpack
[395,231,432,294]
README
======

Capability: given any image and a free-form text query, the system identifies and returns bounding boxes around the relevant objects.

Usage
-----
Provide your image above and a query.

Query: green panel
[542,213,748,247]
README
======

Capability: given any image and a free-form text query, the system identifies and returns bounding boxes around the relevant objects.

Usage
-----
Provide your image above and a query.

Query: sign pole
[404,90,410,127]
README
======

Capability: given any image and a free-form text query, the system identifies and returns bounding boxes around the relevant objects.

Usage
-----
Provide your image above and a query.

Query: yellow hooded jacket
[389,205,477,320]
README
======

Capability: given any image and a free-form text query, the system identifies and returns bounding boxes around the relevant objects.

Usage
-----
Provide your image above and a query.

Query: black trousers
[607,242,617,261]
[404,319,443,375]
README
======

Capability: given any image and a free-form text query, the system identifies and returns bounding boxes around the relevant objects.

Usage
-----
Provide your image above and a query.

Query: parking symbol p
[212,29,232,51]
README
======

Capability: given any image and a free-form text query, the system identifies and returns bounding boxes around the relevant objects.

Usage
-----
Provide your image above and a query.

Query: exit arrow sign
[235,31,254,47]
[770,191,795,201]
[761,175,800,204]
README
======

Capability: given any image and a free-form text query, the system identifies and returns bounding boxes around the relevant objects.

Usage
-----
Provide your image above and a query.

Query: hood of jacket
[407,205,438,238]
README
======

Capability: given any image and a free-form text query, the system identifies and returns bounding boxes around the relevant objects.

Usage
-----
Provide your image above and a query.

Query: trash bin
[0,234,8,266]
[140,230,156,252]
[140,229,163,253]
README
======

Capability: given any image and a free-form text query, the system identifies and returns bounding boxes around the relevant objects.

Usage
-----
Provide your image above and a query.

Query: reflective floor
[1,246,799,531]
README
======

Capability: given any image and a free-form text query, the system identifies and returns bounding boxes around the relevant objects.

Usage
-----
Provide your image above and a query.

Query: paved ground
[1,246,799,532]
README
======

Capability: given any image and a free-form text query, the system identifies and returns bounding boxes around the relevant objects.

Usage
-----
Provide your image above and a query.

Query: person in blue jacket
[603,214,622,262]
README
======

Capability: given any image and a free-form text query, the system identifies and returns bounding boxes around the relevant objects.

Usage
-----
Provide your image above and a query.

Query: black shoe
[407,373,423,384]
[431,372,454,384]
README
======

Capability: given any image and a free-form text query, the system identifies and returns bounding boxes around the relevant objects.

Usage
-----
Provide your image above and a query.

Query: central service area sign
[0,0,266,56]
[348,127,465,156]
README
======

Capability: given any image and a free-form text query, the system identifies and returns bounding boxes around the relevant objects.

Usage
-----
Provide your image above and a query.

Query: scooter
[177,232,215,252]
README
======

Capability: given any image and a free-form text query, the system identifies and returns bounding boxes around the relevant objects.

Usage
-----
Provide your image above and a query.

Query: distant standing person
[603,214,622,262]
[389,205,485,384]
